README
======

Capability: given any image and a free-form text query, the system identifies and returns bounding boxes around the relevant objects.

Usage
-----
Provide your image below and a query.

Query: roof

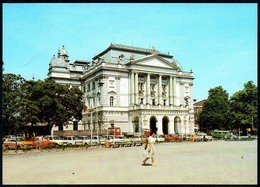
[93,43,173,60]
[126,54,181,70]
[194,99,207,107]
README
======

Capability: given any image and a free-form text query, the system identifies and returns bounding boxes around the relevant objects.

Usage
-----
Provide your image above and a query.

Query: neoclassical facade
[48,44,195,135]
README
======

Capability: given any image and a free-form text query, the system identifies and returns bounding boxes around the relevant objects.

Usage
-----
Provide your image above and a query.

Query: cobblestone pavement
[2,140,257,185]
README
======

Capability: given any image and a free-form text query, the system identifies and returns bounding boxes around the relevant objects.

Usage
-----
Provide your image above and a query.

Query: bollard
[105,141,110,148]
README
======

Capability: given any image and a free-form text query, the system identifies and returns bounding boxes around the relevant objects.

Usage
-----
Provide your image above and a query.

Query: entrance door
[150,116,157,134]
[162,116,169,135]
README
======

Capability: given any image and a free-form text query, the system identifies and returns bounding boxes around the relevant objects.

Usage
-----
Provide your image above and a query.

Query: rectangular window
[152,99,156,105]
[163,99,166,106]
[110,96,114,106]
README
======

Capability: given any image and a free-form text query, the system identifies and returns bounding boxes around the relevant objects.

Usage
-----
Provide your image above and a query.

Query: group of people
[142,133,156,166]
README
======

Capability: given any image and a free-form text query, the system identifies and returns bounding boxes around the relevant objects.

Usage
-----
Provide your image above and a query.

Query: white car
[131,135,143,146]
[63,136,84,146]
[78,136,98,146]
[196,132,213,141]
[45,135,69,147]
[155,135,165,143]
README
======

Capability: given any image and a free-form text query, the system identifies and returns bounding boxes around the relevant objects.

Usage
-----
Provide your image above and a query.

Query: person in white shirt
[142,133,156,166]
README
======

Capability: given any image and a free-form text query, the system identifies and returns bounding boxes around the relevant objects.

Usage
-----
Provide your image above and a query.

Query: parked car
[91,135,107,145]
[106,135,131,147]
[31,136,57,149]
[131,135,143,146]
[155,135,165,143]
[211,130,233,139]
[63,136,84,146]
[140,135,148,143]
[45,135,69,147]
[3,135,24,142]
[163,134,182,142]
[196,132,213,141]
[77,136,98,146]
[3,136,34,150]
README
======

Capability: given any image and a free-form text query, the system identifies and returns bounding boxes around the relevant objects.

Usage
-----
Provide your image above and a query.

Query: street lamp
[90,108,93,146]
[184,119,187,138]
[87,95,94,146]
[251,112,254,130]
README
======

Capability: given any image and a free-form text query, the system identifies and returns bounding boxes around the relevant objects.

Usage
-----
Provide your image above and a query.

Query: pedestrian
[142,133,156,166]
[36,136,40,149]
[38,135,43,150]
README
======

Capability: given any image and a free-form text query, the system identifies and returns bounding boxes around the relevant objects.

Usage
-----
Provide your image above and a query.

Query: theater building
[48,44,195,135]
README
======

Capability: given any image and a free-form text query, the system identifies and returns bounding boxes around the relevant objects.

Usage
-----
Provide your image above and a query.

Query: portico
[130,72,178,107]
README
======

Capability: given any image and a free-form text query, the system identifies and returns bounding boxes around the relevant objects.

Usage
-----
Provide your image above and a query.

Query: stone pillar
[134,72,139,105]
[169,76,173,105]
[157,117,163,135]
[146,73,150,105]
[158,74,162,105]
[173,76,176,105]
[130,72,135,105]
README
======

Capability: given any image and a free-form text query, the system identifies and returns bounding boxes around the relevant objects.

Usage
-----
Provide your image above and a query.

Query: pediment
[108,91,117,95]
[128,55,177,69]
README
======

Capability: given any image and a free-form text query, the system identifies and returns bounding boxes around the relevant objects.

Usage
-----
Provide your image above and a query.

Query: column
[158,74,162,105]
[173,76,176,105]
[157,117,163,135]
[169,76,173,105]
[146,73,150,105]
[130,72,134,105]
[134,72,139,105]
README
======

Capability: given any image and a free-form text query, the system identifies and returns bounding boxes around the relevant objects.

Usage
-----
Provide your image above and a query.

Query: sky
[3,3,257,102]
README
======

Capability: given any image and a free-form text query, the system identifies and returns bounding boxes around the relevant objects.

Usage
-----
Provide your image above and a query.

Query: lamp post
[90,109,93,146]
[184,119,187,138]
[113,125,115,145]
[251,112,254,134]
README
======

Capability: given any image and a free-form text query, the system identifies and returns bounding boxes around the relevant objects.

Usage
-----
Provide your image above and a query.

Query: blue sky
[3,3,257,101]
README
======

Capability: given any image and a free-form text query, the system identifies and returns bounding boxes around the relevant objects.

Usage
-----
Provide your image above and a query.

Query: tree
[198,86,230,131]
[2,74,27,135]
[229,81,258,135]
[35,79,84,134]
[3,74,84,136]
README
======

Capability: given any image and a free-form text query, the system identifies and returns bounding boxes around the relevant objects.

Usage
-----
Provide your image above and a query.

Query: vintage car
[3,136,34,150]
[140,135,148,143]
[211,130,233,139]
[77,136,99,146]
[106,135,132,147]
[44,135,69,147]
[155,135,165,143]
[163,134,182,142]
[130,135,143,146]
[31,136,57,149]
[98,136,107,145]
[63,136,84,146]
[196,132,213,141]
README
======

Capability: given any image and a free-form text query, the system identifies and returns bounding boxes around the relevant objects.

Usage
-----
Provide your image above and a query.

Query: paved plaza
[2,140,257,185]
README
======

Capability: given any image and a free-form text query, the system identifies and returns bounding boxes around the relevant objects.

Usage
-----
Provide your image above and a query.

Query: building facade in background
[193,99,206,132]
[48,44,195,135]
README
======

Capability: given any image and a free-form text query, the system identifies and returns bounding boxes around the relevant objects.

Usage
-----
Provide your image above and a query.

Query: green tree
[229,81,258,135]
[35,79,84,134]
[3,74,84,136]
[198,86,230,131]
[2,74,27,135]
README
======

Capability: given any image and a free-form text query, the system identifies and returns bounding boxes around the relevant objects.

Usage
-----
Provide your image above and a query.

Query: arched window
[110,96,114,106]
